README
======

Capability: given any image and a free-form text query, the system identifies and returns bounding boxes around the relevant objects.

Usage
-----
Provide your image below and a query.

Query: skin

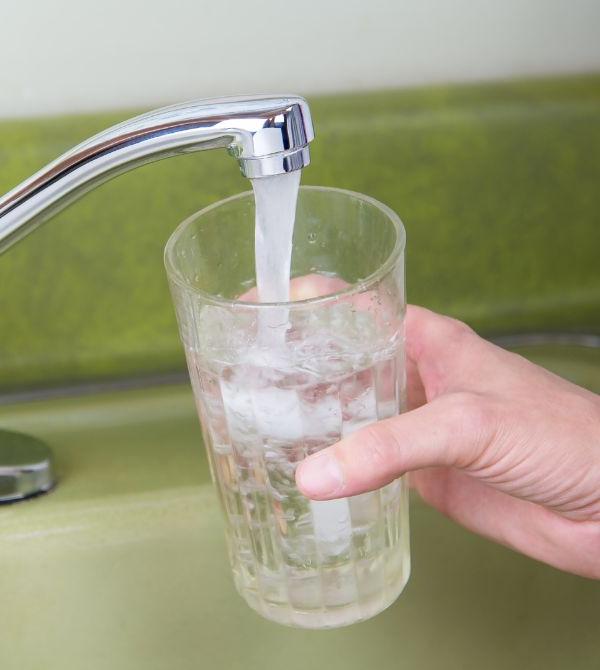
[296,304,600,580]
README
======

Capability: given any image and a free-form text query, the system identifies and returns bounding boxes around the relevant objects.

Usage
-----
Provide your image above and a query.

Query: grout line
[1,332,598,407]
[0,371,190,406]
[490,332,600,349]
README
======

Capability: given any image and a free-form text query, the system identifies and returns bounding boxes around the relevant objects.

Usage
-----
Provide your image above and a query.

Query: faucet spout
[0,95,314,253]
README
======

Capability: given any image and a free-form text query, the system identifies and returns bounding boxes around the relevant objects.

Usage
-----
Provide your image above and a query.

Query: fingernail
[296,451,344,498]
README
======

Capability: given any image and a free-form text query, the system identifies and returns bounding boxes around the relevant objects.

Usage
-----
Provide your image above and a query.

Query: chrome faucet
[0,95,314,253]
[0,94,314,502]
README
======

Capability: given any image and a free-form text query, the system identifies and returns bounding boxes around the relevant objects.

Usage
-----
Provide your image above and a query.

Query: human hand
[296,305,600,579]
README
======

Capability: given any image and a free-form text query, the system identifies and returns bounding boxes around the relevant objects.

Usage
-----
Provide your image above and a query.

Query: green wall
[1,75,599,392]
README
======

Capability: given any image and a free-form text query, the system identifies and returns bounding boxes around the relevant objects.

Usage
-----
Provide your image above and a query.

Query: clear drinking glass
[164,186,409,628]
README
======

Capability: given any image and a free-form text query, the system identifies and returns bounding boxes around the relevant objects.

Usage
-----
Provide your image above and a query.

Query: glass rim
[164,185,406,309]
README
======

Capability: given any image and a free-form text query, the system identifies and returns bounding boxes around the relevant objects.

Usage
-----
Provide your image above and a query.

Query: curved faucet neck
[0,95,314,253]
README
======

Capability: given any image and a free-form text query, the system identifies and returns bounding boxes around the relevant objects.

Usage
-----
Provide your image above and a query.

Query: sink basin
[1,344,599,670]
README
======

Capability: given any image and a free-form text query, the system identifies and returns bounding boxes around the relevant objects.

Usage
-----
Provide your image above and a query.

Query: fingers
[412,467,600,580]
[296,392,495,499]
[406,352,426,410]
[238,273,349,302]
[288,274,349,300]
[405,305,483,399]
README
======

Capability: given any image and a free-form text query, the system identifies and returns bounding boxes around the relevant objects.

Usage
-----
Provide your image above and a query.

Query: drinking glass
[164,186,409,628]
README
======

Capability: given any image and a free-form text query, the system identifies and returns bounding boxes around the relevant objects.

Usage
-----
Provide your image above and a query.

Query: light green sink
[0,345,599,670]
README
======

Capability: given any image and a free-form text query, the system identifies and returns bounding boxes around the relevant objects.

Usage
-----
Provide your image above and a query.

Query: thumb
[295,392,493,500]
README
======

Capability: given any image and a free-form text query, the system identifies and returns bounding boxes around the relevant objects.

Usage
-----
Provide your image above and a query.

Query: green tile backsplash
[1,75,599,392]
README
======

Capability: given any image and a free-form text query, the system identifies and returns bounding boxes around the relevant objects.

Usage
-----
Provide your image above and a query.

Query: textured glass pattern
[184,305,410,628]
[166,187,409,628]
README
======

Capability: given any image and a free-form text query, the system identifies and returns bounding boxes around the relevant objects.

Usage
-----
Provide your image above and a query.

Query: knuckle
[360,423,396,471]
[438,316,480,371]
[444,315,476,340]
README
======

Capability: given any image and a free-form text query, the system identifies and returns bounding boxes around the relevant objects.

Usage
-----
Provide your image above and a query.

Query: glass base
[237,556,411,629]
